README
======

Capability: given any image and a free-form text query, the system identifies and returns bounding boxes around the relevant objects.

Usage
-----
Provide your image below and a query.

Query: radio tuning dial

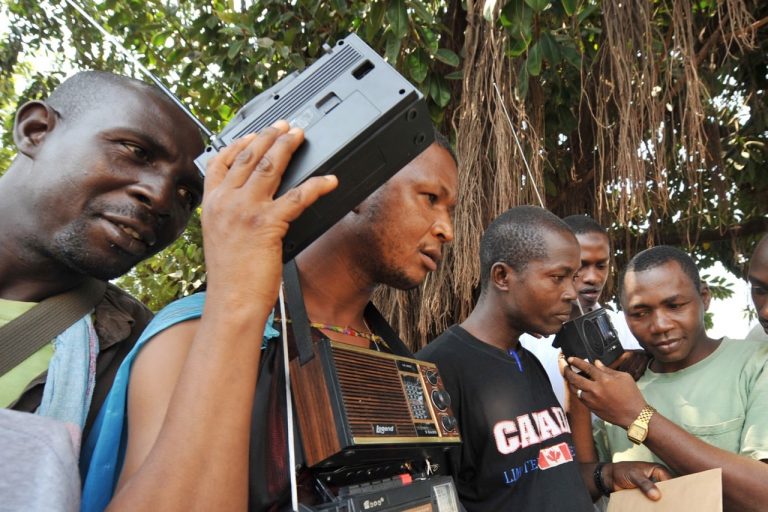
[441,415,458,432]
[431,389,451,411]
[424,369,439,385]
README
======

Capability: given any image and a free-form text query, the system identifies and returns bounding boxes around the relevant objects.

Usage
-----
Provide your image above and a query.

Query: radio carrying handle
[281,260,413,366]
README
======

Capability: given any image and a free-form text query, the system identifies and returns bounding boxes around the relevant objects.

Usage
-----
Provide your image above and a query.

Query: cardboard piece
[606,468,722,512]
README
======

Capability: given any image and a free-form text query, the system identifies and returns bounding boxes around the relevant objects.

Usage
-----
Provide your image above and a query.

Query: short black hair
[432,127,457,165]
[562,214,607,237]
[621,246,701,302]
[47,70,170,124]
[479,205,575,292]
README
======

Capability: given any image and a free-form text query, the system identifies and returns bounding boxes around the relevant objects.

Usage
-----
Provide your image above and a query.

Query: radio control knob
[431,389,451,411]
[424,369,439,385]
[441,415,457,432]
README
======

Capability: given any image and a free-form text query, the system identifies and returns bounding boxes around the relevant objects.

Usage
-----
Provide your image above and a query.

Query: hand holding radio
[611,349,651,381]
[564,357,647,429]
[201,122,338,310]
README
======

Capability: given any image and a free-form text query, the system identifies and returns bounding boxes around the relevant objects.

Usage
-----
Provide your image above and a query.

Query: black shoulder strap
[282,258,413,361]
[0,278,107,377]
[282,259,315,365]
[363,303,413,357]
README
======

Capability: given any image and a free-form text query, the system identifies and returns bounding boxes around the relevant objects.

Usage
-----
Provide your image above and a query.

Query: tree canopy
[1,0,766,347]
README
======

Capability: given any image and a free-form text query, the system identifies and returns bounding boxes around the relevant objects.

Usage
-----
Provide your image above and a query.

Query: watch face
[628,424,647,444]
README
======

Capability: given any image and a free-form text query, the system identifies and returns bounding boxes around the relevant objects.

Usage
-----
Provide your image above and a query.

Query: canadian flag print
[537,442,573,470]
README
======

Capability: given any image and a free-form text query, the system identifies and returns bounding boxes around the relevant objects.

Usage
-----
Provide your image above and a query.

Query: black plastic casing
[552,308,625,366]
[196,34,434,261]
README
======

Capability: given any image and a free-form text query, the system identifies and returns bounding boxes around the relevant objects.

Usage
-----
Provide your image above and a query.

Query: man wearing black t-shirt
[418,206,670,511]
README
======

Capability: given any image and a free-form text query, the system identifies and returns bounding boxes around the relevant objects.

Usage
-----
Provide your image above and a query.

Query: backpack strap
[0,279,107,377]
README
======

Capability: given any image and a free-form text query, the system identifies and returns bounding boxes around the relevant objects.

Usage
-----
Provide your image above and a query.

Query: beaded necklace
[274,317,386,350]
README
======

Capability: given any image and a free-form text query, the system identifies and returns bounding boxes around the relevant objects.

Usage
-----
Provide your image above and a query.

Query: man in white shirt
[520,215,641,406]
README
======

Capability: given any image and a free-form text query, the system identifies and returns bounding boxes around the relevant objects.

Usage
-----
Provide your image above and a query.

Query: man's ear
[491,262,514,292]
[13,101,59,157]
[700,282,712,311]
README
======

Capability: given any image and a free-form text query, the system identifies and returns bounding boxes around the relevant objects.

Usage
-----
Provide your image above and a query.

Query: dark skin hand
[609,349,650,382]
[557,351,671,498]
[580,461,671,501]
[565,357,768,512]
[564,358,647,427]
[559,348,649,461]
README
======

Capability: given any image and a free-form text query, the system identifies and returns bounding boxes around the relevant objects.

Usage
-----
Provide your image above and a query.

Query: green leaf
[288,53,306,70]
[216,10,239,24]
[257,37,274,48]
[577,2,599,24]
[385,33,402,64]
[205,14,219,29]
[284,27,299,46]
[366,2,387,40]
[507,36,530,57]
[526,41,542,76]
[429,75,451,107]
[501,1,533,41]
[151,31,167,47]
[407,50,428,83]
[408,0,434,22]
[539,32,561,64]
[524,0,551,12]
[386,0,409,39]
[217,103,232,120]
[227,40,243,60]
[561,0,578,16]
[561,43,582,69]
[428,101,445,124]
[435,48,460,67]
[445,70,463,80]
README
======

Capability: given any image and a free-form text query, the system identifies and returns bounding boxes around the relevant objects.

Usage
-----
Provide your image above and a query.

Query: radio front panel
[291,339,460,468]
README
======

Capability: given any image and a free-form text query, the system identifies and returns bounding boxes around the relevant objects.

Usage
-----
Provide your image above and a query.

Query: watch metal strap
[636,405,656,425]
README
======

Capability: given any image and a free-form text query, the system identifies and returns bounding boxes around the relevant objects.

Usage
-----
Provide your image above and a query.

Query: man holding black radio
[417,206,669,512]
[520,214,641,407]
[565,246,768,511]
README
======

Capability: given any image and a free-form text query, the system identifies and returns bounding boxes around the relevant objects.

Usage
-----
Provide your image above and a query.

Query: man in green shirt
[565,245,768,511]
[0,71,204,439]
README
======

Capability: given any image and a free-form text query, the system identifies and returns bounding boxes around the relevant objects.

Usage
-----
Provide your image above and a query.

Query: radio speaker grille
[332,347,417,437]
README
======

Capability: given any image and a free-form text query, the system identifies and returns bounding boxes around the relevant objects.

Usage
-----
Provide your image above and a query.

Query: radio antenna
[62,0,217,143]
[492,82,545,207]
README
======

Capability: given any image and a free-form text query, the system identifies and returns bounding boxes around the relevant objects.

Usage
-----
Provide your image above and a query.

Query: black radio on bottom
[309,475,461,512]
[552,307,624,366]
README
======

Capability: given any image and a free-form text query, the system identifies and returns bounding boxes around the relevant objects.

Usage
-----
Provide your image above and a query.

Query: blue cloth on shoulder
[79,292,278,512]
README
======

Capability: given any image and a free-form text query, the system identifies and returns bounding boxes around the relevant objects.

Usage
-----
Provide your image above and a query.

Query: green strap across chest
[0,279,106,377]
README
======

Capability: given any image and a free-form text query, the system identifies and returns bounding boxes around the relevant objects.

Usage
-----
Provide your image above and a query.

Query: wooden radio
[290,339,461,469]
